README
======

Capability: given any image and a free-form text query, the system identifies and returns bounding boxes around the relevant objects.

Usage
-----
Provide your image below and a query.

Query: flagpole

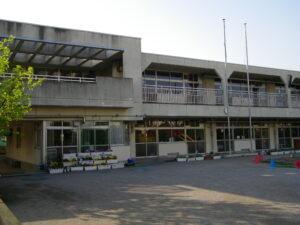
[223,19,232,154]
[244,23,254,152]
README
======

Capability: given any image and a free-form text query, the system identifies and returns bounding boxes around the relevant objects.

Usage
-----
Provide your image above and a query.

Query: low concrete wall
[111,145,131,161]
[159,142,187,156]
[0,199,21,225]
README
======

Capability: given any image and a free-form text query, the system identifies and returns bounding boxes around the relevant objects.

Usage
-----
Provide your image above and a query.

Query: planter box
[63,162,77,167]
[107,159,118,164]
[98,165,111,170]
[80,160,93,166]
[70,166,84,172]
[187,158,196,162]
[84,166,97,171]
[49,168,64,174]
[111,163,125,169]
[176,158,187,162]
[204,156,213,160]
[270,152,278,156]
[94,160,106,165]
[213,156,222,160]
[195,157,204,161]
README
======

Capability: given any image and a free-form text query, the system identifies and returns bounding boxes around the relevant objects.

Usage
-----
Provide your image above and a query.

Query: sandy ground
[0,156,300,225]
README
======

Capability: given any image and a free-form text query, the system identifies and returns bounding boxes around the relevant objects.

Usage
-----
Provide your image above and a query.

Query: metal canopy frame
[0,35,124,69]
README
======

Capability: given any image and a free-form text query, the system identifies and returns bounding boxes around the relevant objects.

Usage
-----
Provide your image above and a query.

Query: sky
[1,0,299,71]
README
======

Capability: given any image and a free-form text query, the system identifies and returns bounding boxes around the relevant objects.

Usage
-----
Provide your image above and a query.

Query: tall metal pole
[223,19,232,154]
[244,23,254,152]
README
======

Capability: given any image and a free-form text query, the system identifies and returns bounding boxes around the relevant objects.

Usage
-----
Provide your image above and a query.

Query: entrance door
[294,138,300,149]
[135,129,158,157]
[47,128,78,164]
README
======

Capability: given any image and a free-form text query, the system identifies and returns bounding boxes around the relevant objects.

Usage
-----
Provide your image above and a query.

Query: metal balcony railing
[291,94,300,108]
[1,73,96,83]
[143,85,224,105]
[228,90,287,107]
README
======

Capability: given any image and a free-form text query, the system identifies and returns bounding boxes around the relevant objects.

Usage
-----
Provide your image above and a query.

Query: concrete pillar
[211,122,218,153]
[204,122,212,153]
[129,123,136,158]
[268,123,276,150]
[42,120,47,164]
[281,75,292,108]
[274,123,279,150]
[112,61,123,78]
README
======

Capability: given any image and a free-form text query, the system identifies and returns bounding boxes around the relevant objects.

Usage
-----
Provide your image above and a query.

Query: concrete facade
[1,19,300,167]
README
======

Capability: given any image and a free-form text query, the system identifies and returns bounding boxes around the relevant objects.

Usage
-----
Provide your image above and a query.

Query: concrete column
[204,122,212,153]
[203,78,216,104]
[281,75,292,108]
[268,123,276,150]
[130,123,136,158]
[211,122,218,153]
[112,61,123,78]
[274,123,279,150]
[42,120,47,164]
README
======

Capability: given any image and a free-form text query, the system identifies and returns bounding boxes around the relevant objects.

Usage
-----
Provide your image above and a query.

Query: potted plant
[195,154,204,161]
[213,153,222,160]
[98,161,111,170]
[107,155,118,164]
[204,154,213,160]
[187,154,196,162]
[111,162,125,169]
[176,155,187,162]
[84,163,98,171]
[48,162,64,174]
[63,157,77,167]
[70,164,84,172]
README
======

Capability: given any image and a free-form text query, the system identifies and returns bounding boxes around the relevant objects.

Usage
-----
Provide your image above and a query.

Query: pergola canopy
[0,35,123,69]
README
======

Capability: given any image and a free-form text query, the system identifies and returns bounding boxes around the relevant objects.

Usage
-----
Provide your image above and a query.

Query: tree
[0,36,43,136]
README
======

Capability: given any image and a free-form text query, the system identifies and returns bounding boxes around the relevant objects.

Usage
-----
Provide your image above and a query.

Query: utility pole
[244,23,254,152]
[223,19,232,154]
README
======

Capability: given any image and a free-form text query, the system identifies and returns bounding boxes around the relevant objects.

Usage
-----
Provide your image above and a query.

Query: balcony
[228,91,287,107]
[291,94,300,108]
[143,86,224,105]
[29,75,133,108]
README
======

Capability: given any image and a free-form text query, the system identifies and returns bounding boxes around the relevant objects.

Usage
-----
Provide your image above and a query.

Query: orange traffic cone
[254,155,260,164]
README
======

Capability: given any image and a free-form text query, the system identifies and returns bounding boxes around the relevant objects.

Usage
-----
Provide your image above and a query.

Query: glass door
[47,128,78,164]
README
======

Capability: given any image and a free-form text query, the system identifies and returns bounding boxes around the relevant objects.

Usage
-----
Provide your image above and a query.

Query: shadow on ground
[0,157,299,225]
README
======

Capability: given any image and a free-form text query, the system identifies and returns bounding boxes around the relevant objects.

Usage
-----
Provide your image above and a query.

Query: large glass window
[81,128,109,152]
[110,122,129,145]
[278,127,292,149]
[135,120,205,157]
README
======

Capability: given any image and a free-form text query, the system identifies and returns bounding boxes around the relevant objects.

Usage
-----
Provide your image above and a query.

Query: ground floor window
[217,122,269,152]
[217,128,234,153]
[278,123,300,149]
[135,120,205,157]
[46,121,128,164]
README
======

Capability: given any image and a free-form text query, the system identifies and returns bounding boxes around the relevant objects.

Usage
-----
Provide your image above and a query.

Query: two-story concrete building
[1,19,300,169]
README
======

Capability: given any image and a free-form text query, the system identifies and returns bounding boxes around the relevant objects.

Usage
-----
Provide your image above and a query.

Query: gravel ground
[0,156,300,225]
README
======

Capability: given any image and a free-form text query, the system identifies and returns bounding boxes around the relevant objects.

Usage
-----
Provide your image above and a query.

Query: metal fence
[291,94,300,108]
[228,90,287,107]
[1,73,96,83]
[143,86,224,105]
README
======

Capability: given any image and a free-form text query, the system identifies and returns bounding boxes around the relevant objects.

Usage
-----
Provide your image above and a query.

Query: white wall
[111,145,131,161]
[158,142,187,156]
